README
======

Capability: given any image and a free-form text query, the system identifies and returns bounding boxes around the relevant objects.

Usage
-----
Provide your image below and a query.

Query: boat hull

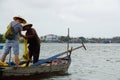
[0,59,71,80]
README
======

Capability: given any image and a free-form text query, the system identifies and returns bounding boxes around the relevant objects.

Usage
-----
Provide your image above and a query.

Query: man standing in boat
[1,16,27,67]
[21,23,40,64]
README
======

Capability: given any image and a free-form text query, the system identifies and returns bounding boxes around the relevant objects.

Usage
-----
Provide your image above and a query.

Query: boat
[0,45,3,50]
[0,42,86,80]
[0,28,86,80]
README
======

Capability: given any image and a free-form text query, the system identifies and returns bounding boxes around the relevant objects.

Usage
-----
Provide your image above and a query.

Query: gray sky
[0,0,120,38]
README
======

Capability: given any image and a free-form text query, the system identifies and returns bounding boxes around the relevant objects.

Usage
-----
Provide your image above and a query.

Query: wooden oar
[32,44,86,66]
[82,42,87,50]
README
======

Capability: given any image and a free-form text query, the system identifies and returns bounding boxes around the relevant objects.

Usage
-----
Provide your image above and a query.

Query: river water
[0,43,120,80]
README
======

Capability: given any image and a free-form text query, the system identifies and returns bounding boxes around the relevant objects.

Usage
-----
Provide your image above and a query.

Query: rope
[21,39,29,61]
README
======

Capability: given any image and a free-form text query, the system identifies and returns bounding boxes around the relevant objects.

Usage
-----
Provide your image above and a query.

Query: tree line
[0,34,120,43]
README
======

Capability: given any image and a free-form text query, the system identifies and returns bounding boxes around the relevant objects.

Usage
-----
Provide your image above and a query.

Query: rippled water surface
[1,43,120,80]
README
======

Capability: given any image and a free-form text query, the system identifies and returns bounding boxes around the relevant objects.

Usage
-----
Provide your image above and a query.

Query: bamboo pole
[67,28,70,55]
[9,49,11,62]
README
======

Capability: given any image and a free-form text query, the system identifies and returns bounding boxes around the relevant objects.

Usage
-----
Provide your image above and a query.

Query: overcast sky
[0,0,120,38]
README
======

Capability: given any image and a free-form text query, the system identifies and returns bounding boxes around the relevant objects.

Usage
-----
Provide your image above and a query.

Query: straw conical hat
[23,23,33,28]
[13,16,27,24]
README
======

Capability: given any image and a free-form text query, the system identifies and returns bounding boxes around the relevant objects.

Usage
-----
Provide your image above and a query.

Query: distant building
[41,34,59,42]
[111,36,120,43]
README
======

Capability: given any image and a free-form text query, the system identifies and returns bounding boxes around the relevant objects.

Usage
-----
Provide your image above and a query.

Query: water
[1,43,120,80]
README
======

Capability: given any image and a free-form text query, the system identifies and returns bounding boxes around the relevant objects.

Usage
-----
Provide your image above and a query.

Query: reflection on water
[1,43,120,80]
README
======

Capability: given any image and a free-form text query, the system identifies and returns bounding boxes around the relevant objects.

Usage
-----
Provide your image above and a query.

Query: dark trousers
[28,45,40,63]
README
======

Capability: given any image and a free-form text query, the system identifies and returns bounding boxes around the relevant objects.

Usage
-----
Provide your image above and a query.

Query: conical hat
[13,16,27,24]
[23,23,33,28]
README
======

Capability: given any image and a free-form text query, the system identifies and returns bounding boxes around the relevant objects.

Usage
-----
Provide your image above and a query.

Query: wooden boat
[0,57,71,80]
[0,43,86,80]
[0,28,86,80]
